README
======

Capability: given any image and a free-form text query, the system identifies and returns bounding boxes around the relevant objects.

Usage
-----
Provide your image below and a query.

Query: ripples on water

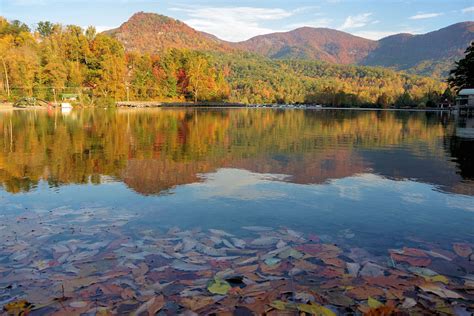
[0,109,473,314]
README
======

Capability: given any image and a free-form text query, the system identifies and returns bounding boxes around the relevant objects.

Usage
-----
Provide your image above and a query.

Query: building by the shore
[456,88,474,111]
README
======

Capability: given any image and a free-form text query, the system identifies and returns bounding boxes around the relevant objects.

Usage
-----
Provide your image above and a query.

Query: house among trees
[456,89,474,114]
[61,94,79,102]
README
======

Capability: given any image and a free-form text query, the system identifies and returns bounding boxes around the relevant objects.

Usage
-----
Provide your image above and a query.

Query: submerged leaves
[0,207,472,315]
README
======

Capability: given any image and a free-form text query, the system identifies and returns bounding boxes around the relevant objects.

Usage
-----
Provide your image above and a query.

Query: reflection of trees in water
[447,136,474,180]
[0,109,468,195]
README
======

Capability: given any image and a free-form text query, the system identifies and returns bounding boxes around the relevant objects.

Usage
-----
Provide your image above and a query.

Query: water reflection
[1,109,474,314]
[0,109,472,195]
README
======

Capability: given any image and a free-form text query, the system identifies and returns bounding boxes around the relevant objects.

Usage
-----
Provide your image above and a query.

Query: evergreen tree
[448,42,474,91]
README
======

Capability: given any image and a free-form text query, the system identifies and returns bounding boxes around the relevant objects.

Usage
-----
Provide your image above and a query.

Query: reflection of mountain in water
[0,109,472,196]
[122,149,368,195]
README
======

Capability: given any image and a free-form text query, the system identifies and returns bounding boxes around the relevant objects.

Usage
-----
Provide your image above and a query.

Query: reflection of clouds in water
[328,173,388,201]
[194,168,290,200]
[325,173,428,203]
[401,193,426,204]
[446,196,474,212]
[332,182,362,201]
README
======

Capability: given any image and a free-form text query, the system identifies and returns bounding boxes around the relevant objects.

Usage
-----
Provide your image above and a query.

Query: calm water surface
[0,108,473,313]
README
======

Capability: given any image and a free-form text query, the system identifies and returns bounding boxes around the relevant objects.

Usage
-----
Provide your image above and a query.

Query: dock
[116,101,247,108]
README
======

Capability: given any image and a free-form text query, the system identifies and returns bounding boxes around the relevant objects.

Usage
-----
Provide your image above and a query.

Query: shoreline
[0,106,455,113]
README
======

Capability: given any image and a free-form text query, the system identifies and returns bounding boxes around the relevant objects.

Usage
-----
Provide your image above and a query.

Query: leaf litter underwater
[0,206,473,315]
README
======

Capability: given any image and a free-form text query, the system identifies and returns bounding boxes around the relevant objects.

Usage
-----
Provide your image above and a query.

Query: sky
[1,0,473,41]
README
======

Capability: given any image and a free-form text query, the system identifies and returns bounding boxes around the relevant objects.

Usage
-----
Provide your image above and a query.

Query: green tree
[448,42,474,92]
[37,21,55,38]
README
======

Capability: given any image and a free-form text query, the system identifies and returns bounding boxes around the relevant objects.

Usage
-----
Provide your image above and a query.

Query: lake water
[1,108,473,314]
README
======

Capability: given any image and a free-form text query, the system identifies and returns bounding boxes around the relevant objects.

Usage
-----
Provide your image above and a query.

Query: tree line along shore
[0,18,463,109]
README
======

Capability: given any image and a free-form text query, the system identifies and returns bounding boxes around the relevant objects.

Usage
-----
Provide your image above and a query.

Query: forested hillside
[105,12,234,54]
[233,27,377,64]
[0,17,449,107]
[361,22,474,77]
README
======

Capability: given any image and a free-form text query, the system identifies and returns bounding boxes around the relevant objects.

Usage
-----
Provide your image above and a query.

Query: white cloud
[352,30,400,40]
[171,6,294,42]
[94,25,115,32]
[462,6,474,13]
[340,13,373,30]
[353,26,421,40]
[287,18,334,29]
[409,12,443,20]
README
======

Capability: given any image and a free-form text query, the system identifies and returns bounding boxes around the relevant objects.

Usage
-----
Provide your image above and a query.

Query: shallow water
[0,108,473,314]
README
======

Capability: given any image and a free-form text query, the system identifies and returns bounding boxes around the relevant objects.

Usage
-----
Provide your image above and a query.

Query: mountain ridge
[105,12,474,76]
[105,12,234,53]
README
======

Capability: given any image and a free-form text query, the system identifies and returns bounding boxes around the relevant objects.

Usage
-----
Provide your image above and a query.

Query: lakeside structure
[456,88,474,115]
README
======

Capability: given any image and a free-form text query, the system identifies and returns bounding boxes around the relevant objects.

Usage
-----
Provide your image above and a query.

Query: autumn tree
[186,54,214,102]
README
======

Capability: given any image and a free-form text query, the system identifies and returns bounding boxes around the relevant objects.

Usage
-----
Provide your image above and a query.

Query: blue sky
[1,0,473,41]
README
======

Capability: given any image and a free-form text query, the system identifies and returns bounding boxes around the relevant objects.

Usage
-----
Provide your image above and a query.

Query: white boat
[61,102,72,108]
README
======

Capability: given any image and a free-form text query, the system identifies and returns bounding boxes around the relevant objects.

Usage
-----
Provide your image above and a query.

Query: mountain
[361,22,474,76]
[105,12,233,53]
[233,27,377,64]
[107,12,474,77]
[235,22,474,76]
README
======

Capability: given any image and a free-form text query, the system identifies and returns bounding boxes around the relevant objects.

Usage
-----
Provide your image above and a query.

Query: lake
[1,108,473,314]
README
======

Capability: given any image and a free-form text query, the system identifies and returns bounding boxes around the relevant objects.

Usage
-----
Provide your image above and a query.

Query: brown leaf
[322,257,346,268]
[391,253,431,267]
[133,295,165,315]
[348,286,384,300]
[180,296,214,311]
[234,264,259,274]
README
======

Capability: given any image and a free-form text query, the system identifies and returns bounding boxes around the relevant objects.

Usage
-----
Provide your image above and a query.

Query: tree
[187,54,213,102]
[37,21,54,38]
[448,42,474,92]
[376,92,390,108]
[395,92,414,108]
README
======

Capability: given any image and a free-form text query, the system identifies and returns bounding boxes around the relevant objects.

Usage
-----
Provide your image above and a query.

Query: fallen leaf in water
[133,295,164,315]
[391,253,431,267]
[297,303,336,316]
[453,243,472,258]
[171,260,210,271]
[295,244,323,255]
[270,300,288,311]
[419,284,464,299]
[364,305,397,316]
[367,297,383,309]
[208,277,231,295]
[230,238,246,248]
[423,274,449,284]
[70,301,88,308]
[346,262,360,277]
[3,300,34,315]
[359,262,385,277]
[277,248,303,259]
[209,229,234,237]
[322,257,345,268]
[348,286,384,299]
[323,291,354,307]
[264,257,281,266]
[250,237,279,247]
[180,296,215,311]
[401,297,417,309]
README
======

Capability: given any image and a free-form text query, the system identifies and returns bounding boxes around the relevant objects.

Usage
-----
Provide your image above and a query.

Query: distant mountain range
[107,12,474,77]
